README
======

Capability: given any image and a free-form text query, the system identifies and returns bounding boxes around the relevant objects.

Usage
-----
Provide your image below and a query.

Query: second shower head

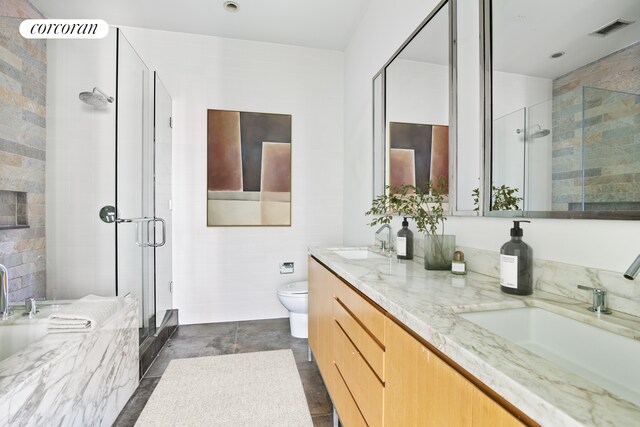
[516,124,550,139]
[79,87,114,107]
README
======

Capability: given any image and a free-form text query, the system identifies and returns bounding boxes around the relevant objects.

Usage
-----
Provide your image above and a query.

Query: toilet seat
[277,281,308,297]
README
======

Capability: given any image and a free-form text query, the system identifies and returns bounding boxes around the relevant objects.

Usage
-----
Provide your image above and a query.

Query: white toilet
[277,281,308,338]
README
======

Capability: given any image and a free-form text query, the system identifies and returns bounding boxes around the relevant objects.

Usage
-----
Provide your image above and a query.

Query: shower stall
[492,99,552,212]
[492,86,640,213]
[46,28,173,344]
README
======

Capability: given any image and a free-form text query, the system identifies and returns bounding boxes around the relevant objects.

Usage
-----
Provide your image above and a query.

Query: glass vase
[424,234,455,271]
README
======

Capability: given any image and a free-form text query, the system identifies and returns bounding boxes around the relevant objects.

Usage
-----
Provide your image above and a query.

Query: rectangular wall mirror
[485,0,640,219]
[373,0,456,209]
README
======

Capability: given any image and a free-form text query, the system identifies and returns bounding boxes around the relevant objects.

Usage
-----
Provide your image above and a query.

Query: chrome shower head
[531,128,550,138]
[79,87,114,107]
[516,124,550,139]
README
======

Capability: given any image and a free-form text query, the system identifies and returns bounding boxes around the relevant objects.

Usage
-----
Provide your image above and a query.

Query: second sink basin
[333,249,386,260]
[459,307,640,407]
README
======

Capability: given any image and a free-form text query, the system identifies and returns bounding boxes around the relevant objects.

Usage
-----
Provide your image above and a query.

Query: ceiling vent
[589,19,635,37]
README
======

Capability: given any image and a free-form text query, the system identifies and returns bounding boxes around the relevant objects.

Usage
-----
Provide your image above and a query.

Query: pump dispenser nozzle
[510,220,530,237]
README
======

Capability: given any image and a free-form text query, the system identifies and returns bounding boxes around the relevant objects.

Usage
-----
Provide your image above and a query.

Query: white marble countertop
[309,246,640,427]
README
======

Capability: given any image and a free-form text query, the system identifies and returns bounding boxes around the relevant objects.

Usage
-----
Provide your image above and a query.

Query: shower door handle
[100,206,165,247]
[135,217,166,248]
[147,217,166,248]
[130,217,154,248]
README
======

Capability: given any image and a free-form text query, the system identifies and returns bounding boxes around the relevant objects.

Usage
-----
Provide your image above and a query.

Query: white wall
[344,0,640,274]
[493,71,552,119]
[386,59,448,126]
[122,28,344,324]
[46,33,117,299]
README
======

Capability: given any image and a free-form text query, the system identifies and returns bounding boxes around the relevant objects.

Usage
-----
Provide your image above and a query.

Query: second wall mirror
[485,0,640,219]
[374,0,457,210]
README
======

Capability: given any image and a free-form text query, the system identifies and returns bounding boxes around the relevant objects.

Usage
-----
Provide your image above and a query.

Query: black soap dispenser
[500,220,533,295]
[396,217,414,260]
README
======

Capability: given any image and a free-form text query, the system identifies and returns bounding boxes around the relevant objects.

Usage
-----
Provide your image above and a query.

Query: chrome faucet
[577,285,612,314]
[623,254,640,280]
[25,297,39,318]
[375,224,393,253]
[0,264,13,320]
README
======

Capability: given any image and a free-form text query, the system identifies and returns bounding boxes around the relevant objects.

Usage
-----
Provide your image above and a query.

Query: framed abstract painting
[388,121,449,194]
[207,109,292,226]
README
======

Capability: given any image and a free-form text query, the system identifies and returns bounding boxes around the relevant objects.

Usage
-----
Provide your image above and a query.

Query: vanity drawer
[334,320,384,427]
[334,279,386,345]
[332,363,368,427]
[334,297,385,381]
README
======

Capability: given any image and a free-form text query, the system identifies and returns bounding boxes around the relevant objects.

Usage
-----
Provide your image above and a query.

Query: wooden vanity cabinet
[309,256,385,426]
[309,256,529,427]
[308,256,336,391]
[333,270,386,427]
[384,319,525,427]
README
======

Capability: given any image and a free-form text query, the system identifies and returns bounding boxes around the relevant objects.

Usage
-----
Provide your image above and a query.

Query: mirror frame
[482,0,640,220]
[372,69,385,199]
[372,0,459,215]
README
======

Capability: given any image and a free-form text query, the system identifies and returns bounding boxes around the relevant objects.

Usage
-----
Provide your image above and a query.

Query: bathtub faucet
[0,264,12,320]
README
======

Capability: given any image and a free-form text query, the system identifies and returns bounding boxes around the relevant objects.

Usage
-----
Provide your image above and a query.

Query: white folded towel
[48,294,125,332]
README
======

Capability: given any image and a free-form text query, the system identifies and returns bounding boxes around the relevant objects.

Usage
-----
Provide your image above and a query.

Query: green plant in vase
[366,176,455,270]
[472,185,523,211]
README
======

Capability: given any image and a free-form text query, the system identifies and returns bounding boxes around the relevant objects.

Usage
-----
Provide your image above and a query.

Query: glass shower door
[116,30,153,343]
[153,72,173,327]
[525,100,552,212]
[491,108,526,210]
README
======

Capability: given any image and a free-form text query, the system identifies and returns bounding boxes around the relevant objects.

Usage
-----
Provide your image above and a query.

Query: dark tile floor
[113,318,334,427]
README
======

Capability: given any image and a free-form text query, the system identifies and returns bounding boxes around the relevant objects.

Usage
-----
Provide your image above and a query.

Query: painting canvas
[389,122,449,194]
[207,110,291,226]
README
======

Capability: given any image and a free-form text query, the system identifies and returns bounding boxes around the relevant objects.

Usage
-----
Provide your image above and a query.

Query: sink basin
[333,249,386,260]
[459,307,640,406]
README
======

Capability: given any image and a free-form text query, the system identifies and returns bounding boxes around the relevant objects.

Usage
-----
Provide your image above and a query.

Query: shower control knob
[99,205,119,223]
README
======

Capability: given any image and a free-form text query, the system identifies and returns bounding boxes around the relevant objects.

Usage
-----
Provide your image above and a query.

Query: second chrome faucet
[375,224,393,253]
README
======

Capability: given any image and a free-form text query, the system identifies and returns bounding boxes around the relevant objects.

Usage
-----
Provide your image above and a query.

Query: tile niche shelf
[0,190,29,231]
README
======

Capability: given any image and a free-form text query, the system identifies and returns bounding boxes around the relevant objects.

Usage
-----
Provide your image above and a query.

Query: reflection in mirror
[488,0,640,217]
[385,2,451,200]
[373,71,385,197]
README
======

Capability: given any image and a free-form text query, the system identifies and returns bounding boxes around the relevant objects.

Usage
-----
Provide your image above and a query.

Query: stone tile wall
[0,12,46,301]
[0,0,43,19]
[552,42,640,211]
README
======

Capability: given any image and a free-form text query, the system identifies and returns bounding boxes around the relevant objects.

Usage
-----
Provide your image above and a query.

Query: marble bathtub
[0,297,138,426]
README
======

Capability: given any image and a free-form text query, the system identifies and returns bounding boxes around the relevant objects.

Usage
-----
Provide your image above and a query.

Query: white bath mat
[135,349,313,427]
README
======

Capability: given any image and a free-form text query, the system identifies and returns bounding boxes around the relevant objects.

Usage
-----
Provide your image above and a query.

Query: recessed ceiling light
[223,1,239,12]
[550,51,565,59]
